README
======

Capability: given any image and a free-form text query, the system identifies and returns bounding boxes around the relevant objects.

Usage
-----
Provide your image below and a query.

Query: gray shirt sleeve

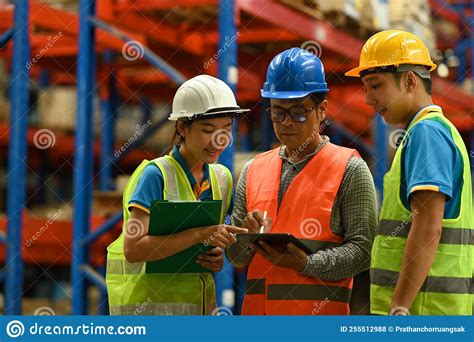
[225,160,256,267]
[301,157,377,281]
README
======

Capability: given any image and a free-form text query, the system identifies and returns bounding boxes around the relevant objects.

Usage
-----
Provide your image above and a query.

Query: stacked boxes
[389,0,435,53]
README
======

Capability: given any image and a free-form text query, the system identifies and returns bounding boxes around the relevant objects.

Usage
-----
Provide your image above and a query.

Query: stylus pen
[259,211,267,234]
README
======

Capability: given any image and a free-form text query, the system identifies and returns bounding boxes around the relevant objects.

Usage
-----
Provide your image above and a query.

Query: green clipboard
[145,200,222,273]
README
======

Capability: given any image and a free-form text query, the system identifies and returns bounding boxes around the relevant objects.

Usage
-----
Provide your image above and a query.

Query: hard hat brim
[345,62,437,77]
[261,89,328,99]
[169,108,250,121]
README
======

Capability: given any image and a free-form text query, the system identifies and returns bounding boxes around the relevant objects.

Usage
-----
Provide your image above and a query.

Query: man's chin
[277,136,301,148]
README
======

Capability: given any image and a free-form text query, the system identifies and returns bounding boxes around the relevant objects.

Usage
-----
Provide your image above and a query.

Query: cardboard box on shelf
[389,0,431,25]
[143,122,175,152]
[0,95,10,123]
[461,78,472,94]
[37,87,77,132]
[28,203,74,221]
[115,103,174,153]
[433,17,461,43]
[115,105,144,144]
[360,0,389,32]
[37,86,101,133]
[93,191,123,218]
[39,0,78,12]
[116,175,130,193]
[318,0,362,20]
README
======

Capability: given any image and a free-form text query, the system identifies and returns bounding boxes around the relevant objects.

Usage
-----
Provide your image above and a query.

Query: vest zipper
[199,274,206,315]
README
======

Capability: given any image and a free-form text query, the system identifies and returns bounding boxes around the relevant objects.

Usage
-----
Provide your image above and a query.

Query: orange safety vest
[241,143,359,315]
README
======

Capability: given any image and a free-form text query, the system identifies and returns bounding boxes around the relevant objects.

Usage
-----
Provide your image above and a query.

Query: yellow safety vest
[106,155,232,315]
[371,108,473,315]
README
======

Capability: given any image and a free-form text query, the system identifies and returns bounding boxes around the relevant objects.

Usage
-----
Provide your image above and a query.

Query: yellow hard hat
[345,30,437,77]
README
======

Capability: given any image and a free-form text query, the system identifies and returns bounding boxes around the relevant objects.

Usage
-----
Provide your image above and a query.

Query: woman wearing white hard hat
[106,75,249,315]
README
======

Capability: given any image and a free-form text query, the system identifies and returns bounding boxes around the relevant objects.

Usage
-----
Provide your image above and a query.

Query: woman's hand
[198,224,248,248]
[196,247,224,272]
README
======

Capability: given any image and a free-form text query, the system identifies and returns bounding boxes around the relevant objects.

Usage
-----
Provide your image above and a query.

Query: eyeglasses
[265,106,315,123]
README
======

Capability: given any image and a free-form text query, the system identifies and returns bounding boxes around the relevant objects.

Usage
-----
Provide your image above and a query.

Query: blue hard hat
[261,47,329,99]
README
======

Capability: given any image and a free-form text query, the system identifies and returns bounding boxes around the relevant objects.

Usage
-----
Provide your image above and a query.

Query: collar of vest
[405,105,443,131]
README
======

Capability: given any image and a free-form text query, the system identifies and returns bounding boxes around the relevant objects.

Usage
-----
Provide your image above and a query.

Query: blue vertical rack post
[71,0,97,315]
[216,0,238,313]
[100,51,117,192]
[97,51,118,315]
[4,0,30,315]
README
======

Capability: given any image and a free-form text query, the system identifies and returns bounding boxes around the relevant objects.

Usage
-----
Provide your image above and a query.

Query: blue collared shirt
[399,105,463,218]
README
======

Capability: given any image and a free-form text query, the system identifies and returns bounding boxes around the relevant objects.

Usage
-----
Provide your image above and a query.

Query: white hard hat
[169,75,249,121]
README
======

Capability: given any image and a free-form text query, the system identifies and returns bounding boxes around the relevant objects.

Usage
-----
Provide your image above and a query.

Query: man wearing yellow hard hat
[346,30,473,315]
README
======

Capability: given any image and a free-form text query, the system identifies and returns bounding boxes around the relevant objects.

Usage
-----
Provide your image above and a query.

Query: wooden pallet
[323,10,374,39]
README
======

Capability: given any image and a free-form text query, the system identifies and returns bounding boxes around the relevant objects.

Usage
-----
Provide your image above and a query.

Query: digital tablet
[236,233,336,255]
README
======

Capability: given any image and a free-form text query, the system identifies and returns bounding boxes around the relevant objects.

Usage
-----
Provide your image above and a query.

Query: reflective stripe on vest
[379,219,474,245]
[158,156,182,201]
[107,259,144,274]
[106,155,231,316]
[242,143,359,315]
[371,269,472,294]
[210,164,231,222]
[245,279,352,303]
[110,303,203,316]
[370,108,473,315]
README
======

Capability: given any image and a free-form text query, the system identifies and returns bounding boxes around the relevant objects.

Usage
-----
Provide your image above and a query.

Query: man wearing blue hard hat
[227,48,377,315]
